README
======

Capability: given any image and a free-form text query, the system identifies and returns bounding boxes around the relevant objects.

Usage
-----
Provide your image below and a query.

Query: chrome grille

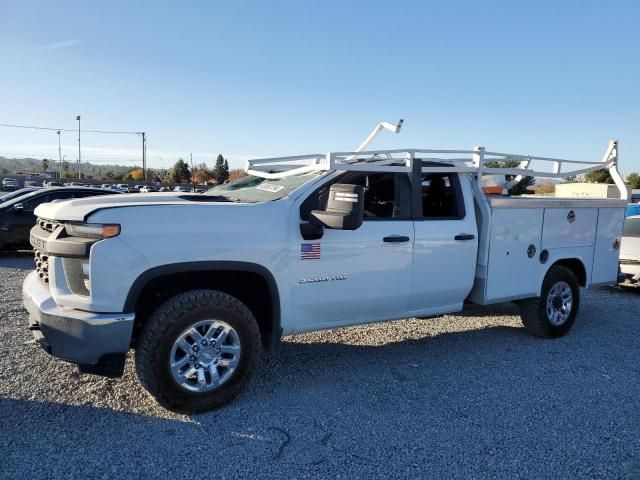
[34,249,50,284]
[38,218,62,233]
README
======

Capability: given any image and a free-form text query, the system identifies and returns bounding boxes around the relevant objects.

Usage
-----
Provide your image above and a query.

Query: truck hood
[34,192,232,222]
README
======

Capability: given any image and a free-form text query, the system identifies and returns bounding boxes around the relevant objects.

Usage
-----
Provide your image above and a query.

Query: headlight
[65,222,120,239]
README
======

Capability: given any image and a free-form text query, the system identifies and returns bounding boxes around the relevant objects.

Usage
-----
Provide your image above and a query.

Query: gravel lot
[1,253,639,479]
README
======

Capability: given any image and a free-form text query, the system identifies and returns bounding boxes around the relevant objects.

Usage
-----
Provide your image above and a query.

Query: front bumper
[22,271,135,365]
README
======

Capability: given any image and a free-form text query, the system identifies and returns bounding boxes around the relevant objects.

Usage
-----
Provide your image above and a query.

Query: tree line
[0,154,247,184]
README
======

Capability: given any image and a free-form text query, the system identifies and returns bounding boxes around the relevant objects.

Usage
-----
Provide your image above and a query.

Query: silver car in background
[620,215,640,285]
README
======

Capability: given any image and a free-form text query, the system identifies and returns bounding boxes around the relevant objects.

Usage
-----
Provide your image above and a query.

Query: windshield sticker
[256,183,285,193]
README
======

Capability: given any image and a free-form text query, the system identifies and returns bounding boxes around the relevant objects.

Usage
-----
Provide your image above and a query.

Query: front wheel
[519,265,580,338]
[135,289,261,413]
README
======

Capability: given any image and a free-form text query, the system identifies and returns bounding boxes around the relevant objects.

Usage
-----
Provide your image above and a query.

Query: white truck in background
[23,121,627,412]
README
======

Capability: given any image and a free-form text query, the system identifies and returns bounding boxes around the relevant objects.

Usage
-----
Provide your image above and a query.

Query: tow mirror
[13,203,24,214]
[311,183,365,229]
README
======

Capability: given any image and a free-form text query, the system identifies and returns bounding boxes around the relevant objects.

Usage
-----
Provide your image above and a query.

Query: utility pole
[141,132,147,181]
[57,130,62,179]
[76,115,81,179]
[190,152,195,192]
[143,132,147,181]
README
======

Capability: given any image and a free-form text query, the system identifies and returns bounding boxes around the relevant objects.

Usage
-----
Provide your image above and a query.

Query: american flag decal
[301,243,321,260]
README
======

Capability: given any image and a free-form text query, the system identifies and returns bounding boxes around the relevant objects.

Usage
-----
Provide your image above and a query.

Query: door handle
[383,235,410,243]
[454,233,475,241]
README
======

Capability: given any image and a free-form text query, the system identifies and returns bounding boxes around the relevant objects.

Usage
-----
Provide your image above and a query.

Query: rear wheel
[135,289,261,413]
[519,265,580,338]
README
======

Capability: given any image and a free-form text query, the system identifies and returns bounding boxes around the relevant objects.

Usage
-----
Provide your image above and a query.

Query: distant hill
[0,156,140,180]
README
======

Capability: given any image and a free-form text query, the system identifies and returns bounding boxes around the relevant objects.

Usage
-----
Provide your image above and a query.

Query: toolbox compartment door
[541,208,597,248]
[591,208,625,285]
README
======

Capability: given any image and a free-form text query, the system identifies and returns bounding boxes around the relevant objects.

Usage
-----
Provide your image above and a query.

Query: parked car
[158,186,171,192]
[620,215,640,285]
[139,185,158,193]
[44,181,64,187]
[173,185,192,192]
[626,203,640,217]
[0,186,43,204]
[22,128,626,413]
[2,178,20,191]
[0,187,120,251]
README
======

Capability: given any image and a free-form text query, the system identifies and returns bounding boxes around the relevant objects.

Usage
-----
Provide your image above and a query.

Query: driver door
[290,172,414,333]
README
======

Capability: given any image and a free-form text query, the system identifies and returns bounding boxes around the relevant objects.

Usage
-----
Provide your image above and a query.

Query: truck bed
[467,196,627,305]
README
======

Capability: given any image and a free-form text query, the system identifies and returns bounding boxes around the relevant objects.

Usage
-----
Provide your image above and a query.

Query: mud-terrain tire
[519,265,580,338]
[135,289,261,413]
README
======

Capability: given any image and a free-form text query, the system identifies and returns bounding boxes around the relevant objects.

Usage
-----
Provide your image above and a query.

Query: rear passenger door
[409,171,478,314]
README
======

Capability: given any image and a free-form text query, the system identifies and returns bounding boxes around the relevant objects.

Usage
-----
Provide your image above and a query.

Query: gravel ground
[1,253,639,479]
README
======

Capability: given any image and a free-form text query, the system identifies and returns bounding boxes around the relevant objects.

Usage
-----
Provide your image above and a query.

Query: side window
[420,173,464,219]
[72,191,99,199]
[45,191,76,202]
[300,172,411,220]
[20,194,51,211]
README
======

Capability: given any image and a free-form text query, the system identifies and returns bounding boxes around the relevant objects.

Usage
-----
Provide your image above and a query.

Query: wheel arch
[546,257,588,287]
[124,261,281,350]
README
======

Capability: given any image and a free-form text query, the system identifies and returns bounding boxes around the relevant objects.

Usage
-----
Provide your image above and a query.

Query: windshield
[204,172,323,203]
[623,217,640,238]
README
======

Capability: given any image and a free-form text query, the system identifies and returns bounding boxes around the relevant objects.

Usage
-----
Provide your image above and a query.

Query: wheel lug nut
[190,355,196,361]
[201,339,207,346]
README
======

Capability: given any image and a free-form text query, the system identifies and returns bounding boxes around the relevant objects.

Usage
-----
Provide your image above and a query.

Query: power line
[0,152,142,162]
[0,122,142,135]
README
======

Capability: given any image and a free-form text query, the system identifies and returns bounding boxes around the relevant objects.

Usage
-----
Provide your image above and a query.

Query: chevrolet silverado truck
[23,123,627,412]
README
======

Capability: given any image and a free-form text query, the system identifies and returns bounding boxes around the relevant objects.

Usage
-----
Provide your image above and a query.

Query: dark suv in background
[0,187,120,251]
[2,178,20,191]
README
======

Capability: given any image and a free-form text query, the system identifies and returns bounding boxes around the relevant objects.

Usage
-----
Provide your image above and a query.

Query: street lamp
[76,115,81,179]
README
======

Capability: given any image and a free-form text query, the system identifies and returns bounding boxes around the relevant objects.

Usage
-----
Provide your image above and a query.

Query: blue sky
[0,0,638,173]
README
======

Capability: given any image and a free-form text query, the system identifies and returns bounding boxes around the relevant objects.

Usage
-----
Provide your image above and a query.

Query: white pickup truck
[23,122,627,412]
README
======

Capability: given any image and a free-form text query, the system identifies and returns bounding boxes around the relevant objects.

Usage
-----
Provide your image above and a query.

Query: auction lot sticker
[256,183,285,193]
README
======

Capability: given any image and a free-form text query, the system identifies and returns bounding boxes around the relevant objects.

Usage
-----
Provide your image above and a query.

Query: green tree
[584,169,613,184]
[213,154,227,184]
[626,172,640,189]
[223,159,229,182]
[484,158,535,195]
[169,158,191,183]
[41,158,49,173]
[62,160,70,173]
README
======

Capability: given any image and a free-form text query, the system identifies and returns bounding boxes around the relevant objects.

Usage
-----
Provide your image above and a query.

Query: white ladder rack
[246,141,623,192]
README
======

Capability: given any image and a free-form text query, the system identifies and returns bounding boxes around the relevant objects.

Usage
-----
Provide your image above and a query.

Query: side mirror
[310,183,365,231]
[13,203,24,214]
